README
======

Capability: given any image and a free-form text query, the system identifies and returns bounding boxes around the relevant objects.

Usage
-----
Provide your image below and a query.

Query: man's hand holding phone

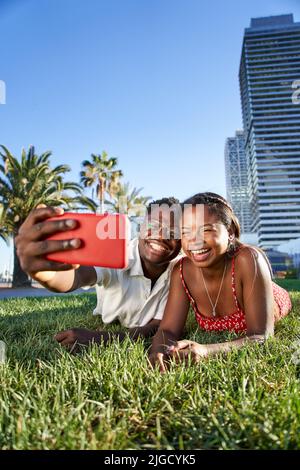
[15,205,82,286]
[16,205,128,292]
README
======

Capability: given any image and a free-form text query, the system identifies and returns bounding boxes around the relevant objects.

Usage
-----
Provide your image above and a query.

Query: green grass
[0,286,299,450]
[274,278,300,292]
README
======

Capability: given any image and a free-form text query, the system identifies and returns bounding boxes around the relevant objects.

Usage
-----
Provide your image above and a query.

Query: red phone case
[46,213,128,268]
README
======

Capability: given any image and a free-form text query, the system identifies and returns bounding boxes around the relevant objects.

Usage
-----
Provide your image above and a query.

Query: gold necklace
[200,261,227,317]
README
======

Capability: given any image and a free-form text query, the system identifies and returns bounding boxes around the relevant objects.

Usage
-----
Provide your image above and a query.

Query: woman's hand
[168,340,209,364]
[148,352,169,373]
[149,340,209,371]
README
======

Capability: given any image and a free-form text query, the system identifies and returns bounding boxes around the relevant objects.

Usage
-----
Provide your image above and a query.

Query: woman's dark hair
[182,192,241,241]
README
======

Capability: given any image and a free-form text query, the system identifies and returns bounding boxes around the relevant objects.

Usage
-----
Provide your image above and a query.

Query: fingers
[170,349,190,364]
[157,353,167,373]
[16,232,81,273]
[148,353,167,373]
[54,330,79,352]
[54,331,69,342]
[54,329,96,355]
[170,349,200,365]
[167,339,192,355]
[174,340,193,351]
[19,206,64,232]
[15,205,82,277]
[58,339,81,354]
[30,237,81,256]
[149,342,201,372]
[20,217,78,242]
[60,338,77,347]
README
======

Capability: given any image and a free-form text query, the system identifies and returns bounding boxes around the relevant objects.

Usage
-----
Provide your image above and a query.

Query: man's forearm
[32,270,77,293]
[128,320,160,340]
[90,321,161,346]
[99,321,161,344]
[32,265,97,293]
[86,330,149,346]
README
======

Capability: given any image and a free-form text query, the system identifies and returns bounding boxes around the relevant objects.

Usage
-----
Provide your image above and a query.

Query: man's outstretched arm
[128,319,161,340]
[54,319,161,349]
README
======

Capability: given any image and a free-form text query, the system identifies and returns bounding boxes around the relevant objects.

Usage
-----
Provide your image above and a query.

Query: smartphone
[45,212,128,268]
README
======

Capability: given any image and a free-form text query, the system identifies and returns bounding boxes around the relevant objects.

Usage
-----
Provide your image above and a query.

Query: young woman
[149,192,292,372]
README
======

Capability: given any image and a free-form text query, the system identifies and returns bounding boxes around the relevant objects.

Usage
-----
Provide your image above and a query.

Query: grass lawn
[0,280,299,450]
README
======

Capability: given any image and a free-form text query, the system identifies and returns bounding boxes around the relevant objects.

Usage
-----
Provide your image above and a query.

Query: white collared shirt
[87,238,180,328]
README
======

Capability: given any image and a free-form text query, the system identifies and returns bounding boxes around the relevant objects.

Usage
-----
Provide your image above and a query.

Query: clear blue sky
[0,0,300,274]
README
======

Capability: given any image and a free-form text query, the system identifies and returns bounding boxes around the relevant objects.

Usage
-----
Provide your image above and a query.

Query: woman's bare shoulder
[235,245,271,277]
[235,245,266,262]
[172,256,196,279]
[177,256,196,275]
[235,245,260,262]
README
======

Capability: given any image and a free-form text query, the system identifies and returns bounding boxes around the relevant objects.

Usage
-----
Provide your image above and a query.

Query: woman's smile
[188,247,212,263]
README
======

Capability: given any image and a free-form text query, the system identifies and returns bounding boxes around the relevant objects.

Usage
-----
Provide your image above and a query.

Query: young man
[15,198,181,350]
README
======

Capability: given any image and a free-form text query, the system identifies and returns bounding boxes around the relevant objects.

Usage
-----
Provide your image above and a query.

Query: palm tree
[105,182,151,217]
[0,203,10,243]
[0,145,97,287]
[80,151,123,213]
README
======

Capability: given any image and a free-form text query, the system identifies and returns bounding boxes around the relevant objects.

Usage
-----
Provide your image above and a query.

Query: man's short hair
[146,197,180,213]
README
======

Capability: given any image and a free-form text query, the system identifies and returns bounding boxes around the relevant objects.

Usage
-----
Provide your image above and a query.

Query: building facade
[224,130,252,233]
[278,236,300,271]
[239,14,300,249]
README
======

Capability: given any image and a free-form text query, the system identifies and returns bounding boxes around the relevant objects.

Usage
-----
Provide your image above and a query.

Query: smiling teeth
[191,248,210,254]
[149,242,167,252]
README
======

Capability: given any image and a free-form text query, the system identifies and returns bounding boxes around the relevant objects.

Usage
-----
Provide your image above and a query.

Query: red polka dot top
[179,256,247,333]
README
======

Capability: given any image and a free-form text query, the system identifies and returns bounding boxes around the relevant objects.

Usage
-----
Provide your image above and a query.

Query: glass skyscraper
[225,130,252,233]
[239,14,300,249]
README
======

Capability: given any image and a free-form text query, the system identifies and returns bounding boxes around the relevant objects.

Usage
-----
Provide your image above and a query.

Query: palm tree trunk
[99,178,105,214]
[12,238,32,288]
